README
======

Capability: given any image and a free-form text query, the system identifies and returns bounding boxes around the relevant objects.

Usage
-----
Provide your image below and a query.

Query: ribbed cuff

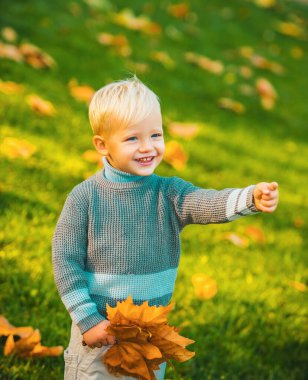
[77,312,106,334]
[247,185,261,213]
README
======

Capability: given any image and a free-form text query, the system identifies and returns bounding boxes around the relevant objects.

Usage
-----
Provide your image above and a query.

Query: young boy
[52,76,279,380]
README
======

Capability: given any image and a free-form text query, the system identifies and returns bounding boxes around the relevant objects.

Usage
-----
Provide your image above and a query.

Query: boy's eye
[126,136,137,141]
[152,133,162,138]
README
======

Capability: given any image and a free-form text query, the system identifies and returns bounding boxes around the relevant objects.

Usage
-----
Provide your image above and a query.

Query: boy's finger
[256,182,270,196]
[269,182,278,191]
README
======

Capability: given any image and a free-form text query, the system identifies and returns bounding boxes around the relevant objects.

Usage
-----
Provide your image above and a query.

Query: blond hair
[89,76,160,136]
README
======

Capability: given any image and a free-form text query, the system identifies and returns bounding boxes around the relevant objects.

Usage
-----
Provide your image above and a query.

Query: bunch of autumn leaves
[103,295,195,380]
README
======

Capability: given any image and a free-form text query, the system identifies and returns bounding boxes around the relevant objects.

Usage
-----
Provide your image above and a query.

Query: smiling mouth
[135,157,155,162]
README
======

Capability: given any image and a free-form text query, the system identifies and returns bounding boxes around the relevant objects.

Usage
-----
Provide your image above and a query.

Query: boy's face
[93,104,165,176]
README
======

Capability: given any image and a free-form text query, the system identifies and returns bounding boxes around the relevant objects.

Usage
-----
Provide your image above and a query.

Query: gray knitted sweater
[52,171,259,333]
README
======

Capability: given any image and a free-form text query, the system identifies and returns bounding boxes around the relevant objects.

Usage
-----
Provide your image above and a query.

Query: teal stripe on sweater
[84,268,178,300]
[62,288,91,310]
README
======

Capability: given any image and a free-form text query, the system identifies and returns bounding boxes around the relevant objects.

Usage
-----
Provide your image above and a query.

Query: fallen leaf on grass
[223,232,249,248]
[168,3,190,19]
[218,97,245,114]
[0,315,63,358]
[1,27,18,42]
[239,46,254,58]
[68,79,95,104]
[256,77,277,110]
[164,140,188,170]
[239,66,253,78]
[0,42,23,62]
[254,0,276,8]
[245,225,265,243]
[113,9,161,35]
[26,94,56,116]
[288,280,307,292]
[0,80,25,94]
[0,137,37,159]
[0,316,33,338]
[168,122,199,140]
[191,274,217,300]
[97,33,131,57]
[126,61,150,74]
[249,55,284,75]
[150,51,175,69]
[275,21,304,38]
[19,43,55,69]
[185,52,224,75]
[290,47,304,59]
[293,217,304,228]
[104,295,194,380]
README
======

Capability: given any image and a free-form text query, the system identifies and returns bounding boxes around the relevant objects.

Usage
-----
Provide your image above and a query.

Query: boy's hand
[82,320,115,348]
[253,182,279,213]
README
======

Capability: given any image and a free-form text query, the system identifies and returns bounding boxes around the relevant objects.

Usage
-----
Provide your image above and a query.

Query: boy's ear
[92,135,108,155]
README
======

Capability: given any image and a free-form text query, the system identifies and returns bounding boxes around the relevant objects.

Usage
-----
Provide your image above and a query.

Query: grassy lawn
[1,0,307,379]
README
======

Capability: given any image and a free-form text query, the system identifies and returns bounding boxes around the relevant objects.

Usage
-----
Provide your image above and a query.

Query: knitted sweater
[52,171,260,333]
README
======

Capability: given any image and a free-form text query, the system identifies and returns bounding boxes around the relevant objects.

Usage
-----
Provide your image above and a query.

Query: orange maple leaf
[26,94,56,116]
[164,140,188,171]
[68,79,95,104]
[168,122,199,140]
[0,315,63,358]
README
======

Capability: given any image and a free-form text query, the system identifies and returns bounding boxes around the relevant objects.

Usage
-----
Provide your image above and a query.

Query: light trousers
[64,323,166,380]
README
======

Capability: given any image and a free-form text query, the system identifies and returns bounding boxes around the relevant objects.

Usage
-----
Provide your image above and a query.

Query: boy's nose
[139,141,153,152]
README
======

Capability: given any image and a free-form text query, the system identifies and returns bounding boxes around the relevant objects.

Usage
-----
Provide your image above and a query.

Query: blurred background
[1,0,307,379]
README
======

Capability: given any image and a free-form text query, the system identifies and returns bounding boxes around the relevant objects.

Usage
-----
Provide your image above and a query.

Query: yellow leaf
[0,80,25,95]
[290,47,304,59]
[0,137,37,159]
[164,140,188,170]
[97,33,132,57]
[150,51,175,69]
[29,343,64,357]
[1,27,18,42]
[239,46,254,58]
[218,98,245,114]
[26,94,56,116]
[4,334,15,356]
[293,217,304,228]
[168,122,199,140]
[275,21,304,38]
[68,80,95,104]
[185,52,224,75]
[168,3,190,19]
[191,274,218,300]
[126,61,150,74]
[245,225,265,243]
[254,0,276,8]
[113,9,161,35]
[288,280,307,292]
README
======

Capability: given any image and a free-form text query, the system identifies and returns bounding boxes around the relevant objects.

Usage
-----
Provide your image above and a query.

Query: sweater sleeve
[52,191,105,334]
[168,177,261,229]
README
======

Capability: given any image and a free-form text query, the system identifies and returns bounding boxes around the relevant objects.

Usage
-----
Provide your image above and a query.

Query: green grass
[1,0,308,379]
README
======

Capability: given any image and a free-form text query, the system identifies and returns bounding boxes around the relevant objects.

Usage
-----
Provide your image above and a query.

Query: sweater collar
[102,156,144,183]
